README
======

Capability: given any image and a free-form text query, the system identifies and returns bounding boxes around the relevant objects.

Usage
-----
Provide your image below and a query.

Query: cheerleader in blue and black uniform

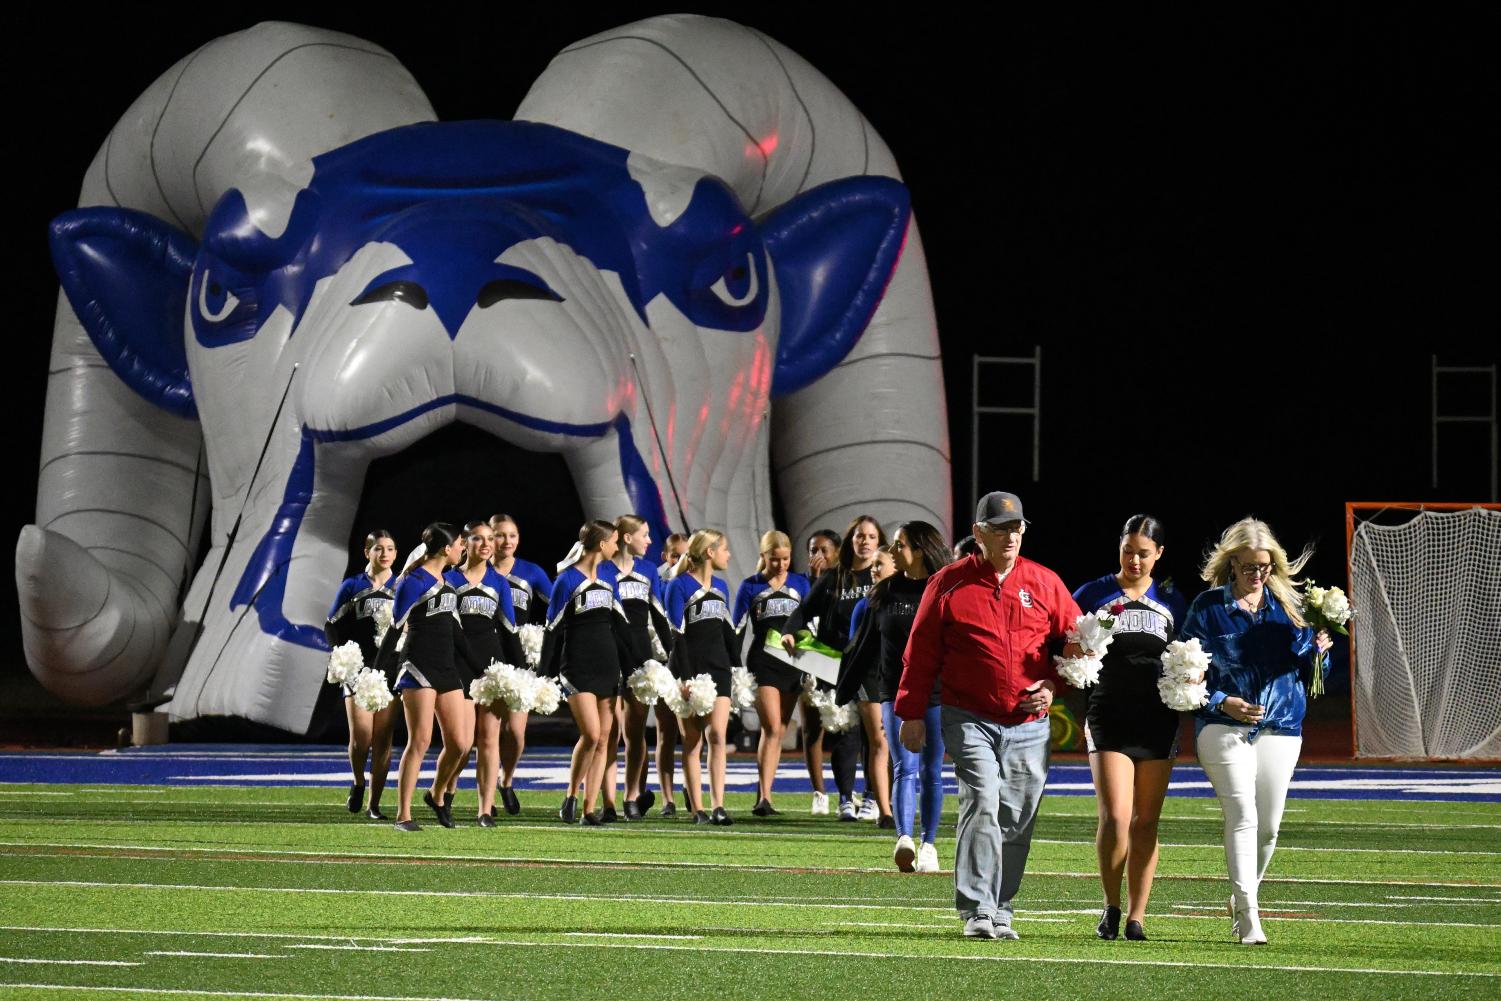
[488,513,553,809]
[375,523,479,832]
[444,520,526,826]
[605,514,674,821]
[326,529,398,819]
[540,520,644,826]
[732,530,810,817]
[665,528,741,826]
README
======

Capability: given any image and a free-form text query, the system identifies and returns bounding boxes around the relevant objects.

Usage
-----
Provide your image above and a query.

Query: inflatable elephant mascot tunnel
[21,15,950,734]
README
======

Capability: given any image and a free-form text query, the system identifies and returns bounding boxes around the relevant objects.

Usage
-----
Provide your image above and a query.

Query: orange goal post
[1346,502,1501,761]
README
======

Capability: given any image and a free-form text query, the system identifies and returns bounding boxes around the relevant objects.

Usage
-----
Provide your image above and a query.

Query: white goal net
[1350,504,1501,759]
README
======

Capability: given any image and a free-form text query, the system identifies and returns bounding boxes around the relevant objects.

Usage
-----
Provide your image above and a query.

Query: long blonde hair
[1200,517,1313,627]
[673,528,726,579]
[755,530,792,574]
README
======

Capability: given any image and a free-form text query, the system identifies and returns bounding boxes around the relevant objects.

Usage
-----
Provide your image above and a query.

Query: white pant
[1196,724,1301,912]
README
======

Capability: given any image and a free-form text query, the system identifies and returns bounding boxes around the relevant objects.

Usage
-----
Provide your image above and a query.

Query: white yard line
[560,932,703,940]
[286,945,430,953]
[0,957,139,966]
[145,951,287,959]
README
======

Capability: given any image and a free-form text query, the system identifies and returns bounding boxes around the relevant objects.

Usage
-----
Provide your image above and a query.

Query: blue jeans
[883,701,945,843]
[941,707,1050,924]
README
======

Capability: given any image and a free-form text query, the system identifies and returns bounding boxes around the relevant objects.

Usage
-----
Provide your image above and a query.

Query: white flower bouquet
[371,602,394,646]
[1301,581,1353,698]
[1052,610,1117,689]
[517,624,545,670]
[325,641,365,686]
[1158,638,1211,712]
[730,666,758,714]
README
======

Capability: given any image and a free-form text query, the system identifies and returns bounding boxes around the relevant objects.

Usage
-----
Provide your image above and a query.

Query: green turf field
[0,785,1497,1000]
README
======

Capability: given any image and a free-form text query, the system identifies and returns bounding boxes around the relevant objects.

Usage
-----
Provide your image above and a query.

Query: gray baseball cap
[976,491,1029,526]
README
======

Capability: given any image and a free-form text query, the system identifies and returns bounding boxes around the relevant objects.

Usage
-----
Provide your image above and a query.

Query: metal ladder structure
[971,347,1041,505]
[1432,355,1498,500]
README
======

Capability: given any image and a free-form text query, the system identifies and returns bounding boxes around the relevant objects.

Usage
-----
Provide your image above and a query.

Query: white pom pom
[1054,654,1102,689]
[628,660,675,706]
[806,687,857,733]
[326,641,365,685]
[350,668,393,713]
[730,666,758,714]
[530,677,562,715]
[799,672,819,707]
[685,673,719,716]
[518,624,546,670]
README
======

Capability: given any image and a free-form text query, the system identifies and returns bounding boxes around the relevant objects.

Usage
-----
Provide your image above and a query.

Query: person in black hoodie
[841,522,953,872]
[782,515,887,821]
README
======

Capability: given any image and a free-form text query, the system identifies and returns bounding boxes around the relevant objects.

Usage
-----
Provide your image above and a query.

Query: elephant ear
[761,176,911,398]
[50,207,198,418]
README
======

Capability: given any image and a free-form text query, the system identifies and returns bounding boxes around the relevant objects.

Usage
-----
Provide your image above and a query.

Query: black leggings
[823,717,863,800]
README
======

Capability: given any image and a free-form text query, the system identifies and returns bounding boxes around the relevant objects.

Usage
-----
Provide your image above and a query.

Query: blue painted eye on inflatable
[23,17,951,733]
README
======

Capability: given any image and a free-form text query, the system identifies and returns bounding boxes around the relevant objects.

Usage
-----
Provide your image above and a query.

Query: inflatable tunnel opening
[307,422,586,739]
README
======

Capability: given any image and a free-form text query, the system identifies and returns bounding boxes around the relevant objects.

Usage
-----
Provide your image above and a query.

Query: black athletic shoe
[636,790,656,814]
[693,810,712,825]
[581,811,605,827]
[1124,920,1147,941]
[443,791,455,812]
[477,813,497,828]
[393,820,422,832]
[751,799,778,817]
[623,801,643,821]
[346,783,365,813]
[490,804,499,819]
[424,791,454,829]
[559,796,579,824]
[1097,905,1122,940]
[660,801,677,818]
[365,804,387,821]
[877,815,897,829]
[711,806,733,826]
[601,806,619,824]
[500,786,521,816]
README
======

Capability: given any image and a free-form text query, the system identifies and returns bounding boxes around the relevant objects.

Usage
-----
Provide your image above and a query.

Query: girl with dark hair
[488,513,552,812]
[664,528,741,825]
[1072,514,1188,940]
[541,520,642,826]
[841,521,953,871]
[326,530,398,819]
[605,514,673,821]
[783,515,887,821]
[797,528,841,815]
[379,523,478,832]
[445,520,526,826]
[732,530,812,816]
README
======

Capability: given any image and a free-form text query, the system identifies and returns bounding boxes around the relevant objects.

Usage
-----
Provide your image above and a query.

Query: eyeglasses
[1232,560,1273,578]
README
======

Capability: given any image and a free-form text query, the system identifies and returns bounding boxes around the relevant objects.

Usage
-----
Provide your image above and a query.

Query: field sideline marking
[2,844,1497,889]
[145,951,287,959]
[287,945,430,953]
[2,928,1497,978]
[0,986,491,1001]
[561,932,702,940]
[0,932,1496,984]
[0,958,140,967]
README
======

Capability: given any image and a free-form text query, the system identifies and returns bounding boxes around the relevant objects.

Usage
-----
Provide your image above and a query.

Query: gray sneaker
[963,916,997,939]
[993,923,1020,941]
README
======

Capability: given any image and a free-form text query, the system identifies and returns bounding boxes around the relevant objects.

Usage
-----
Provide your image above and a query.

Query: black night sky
[6,6,1496,728]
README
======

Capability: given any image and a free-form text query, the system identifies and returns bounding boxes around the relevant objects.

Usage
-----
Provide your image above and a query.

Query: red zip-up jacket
[895,554,1080,726]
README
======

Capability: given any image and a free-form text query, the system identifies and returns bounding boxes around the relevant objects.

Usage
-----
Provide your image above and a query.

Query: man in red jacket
[897,491,1082,940]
